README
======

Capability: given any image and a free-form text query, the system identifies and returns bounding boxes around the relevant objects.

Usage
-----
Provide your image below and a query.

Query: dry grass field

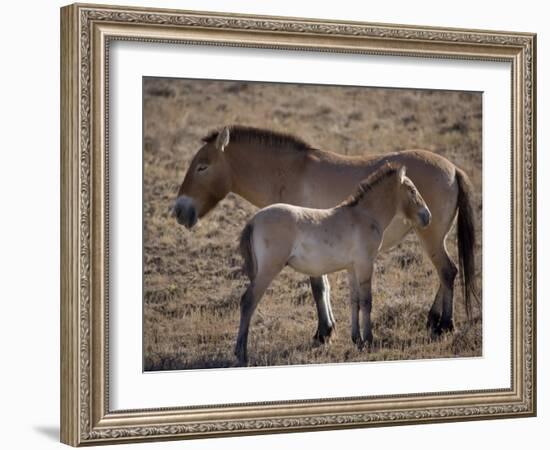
[143,77,482,371]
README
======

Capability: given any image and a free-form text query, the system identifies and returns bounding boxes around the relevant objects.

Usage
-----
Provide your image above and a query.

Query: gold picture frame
[60,3,536,446]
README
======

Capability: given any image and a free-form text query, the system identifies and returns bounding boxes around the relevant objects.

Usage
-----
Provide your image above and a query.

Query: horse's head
[396,166,431,228]
[173,127,232,229]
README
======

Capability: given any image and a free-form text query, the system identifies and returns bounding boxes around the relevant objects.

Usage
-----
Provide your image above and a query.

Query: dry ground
[143,77,482,371]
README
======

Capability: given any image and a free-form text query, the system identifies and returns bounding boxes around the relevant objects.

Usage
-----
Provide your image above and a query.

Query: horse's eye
[196,164,208,173]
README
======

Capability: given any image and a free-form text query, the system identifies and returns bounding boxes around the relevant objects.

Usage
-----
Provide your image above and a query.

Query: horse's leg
[323,274,336,327]
[426,285,444,334]
[234,283,258,366]
[417,229,458,337]
[436,249,458,334]
[410,172,460,337]
[310,275,335,343]
[234,273,275,366]
[355,265,374,347]
[347,270,361,346]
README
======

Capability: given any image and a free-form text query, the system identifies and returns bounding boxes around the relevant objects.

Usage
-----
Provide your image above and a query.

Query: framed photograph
[60,3,536,446]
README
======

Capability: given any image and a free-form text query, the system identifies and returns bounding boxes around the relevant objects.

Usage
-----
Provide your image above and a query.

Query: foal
[235,163,432,365]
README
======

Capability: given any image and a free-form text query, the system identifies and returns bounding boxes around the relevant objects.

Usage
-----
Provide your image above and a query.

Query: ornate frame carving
[60,3,536,446]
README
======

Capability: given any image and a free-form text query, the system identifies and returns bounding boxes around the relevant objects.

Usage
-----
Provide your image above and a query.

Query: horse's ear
[215,127,230,152]
[399,166,407,184]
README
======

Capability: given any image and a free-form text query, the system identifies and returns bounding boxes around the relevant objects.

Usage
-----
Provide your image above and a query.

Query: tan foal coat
[233,165,431,364]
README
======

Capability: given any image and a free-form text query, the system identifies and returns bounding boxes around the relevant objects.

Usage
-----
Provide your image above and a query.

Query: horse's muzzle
[173,196,198,229]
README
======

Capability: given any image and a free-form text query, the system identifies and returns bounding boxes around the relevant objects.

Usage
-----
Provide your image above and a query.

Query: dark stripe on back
[202,125,314,152]
[345,162,399,207]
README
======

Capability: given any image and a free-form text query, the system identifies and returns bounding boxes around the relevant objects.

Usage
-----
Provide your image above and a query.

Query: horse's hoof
[429,321,454,340]
[313,335,330,345]
[439,318,455,333]
[426,310,441,331]
[235,355,248,367]
[234,348,248,366]
[352,334,362,348]
[364,332,374,349]
[429,327,442,341]
[313,326,335,344]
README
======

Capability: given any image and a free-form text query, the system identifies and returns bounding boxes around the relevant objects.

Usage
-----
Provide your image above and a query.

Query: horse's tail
[239,222,257,281]
[455,168,479,320]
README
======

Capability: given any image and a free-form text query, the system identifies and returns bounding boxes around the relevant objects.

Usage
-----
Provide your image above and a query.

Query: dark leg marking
[428,262,457,338]
[235,285,257,365]
[360,286,374,348]
[427,286,443,335]
[310,276,334,343]
[439,263,457,333]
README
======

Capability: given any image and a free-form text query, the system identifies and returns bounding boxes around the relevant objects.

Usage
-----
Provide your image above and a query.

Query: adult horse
[173,125,478,341]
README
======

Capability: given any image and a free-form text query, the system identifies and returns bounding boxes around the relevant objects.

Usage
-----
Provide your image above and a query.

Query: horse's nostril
[417,210,428,227]
[173,205,187,226]
[422,210,431,227]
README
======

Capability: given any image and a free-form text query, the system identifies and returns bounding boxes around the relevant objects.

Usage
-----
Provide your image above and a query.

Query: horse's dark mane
[202,125,314,152]
[344,163,400,207]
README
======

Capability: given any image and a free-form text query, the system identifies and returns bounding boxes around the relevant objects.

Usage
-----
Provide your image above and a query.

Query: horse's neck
[355,181,398,231]
[226,143,303,207]
[299,150,388,208]
[226,142,386,209]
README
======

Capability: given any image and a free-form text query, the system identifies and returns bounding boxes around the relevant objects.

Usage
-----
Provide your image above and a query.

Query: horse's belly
[288,239,350,277]
[288,255,346,277]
